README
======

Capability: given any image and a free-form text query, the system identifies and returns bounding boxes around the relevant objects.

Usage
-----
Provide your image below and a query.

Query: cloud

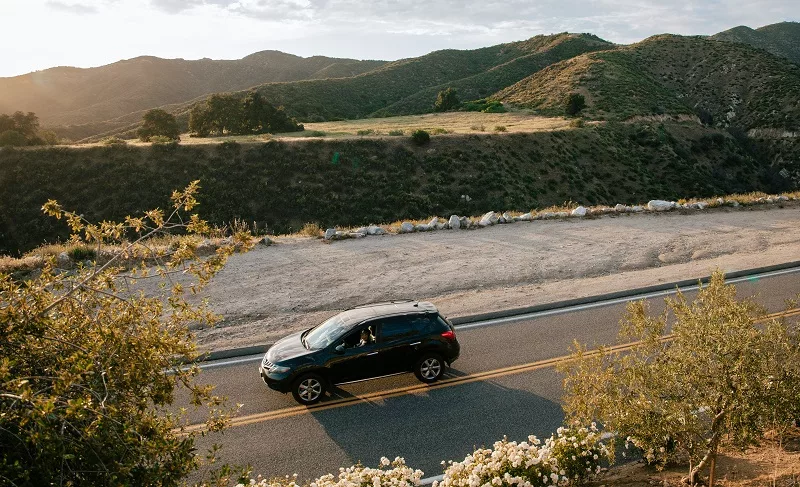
[45,1,100,14]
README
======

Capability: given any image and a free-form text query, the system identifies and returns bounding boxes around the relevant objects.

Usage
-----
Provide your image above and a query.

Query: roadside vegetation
[0,111,63,147]
[0,183,254,486]
[1,121,794,256]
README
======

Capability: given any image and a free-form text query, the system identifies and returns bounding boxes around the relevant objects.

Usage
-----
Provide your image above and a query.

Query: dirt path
[186,204,800,351]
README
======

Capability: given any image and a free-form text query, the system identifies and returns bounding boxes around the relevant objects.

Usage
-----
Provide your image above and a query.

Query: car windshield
[303,315,349,349]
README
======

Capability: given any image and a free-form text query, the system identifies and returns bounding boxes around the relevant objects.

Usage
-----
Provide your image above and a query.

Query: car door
[326,321,384,384]
[376,315,424,374]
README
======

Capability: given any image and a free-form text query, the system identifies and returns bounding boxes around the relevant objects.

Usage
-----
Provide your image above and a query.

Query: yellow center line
[177,308,799,434]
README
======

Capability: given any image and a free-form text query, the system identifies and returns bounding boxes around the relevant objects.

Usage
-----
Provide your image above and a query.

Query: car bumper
[260,366,292,393]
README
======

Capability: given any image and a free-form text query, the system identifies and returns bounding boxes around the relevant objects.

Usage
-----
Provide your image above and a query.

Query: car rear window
[409,314,449,334]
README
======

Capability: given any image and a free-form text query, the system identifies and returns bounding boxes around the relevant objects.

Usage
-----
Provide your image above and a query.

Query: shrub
[1,182,252,485]
[357,129,376,136]
[101,136,127,145]
[411,129,430,145]
[137,108,180,142]
[564,93,586,116]
[434,87,460,112]
[470,124,486,131]
[387,129,405,136]
[0,130,27,147]
[430,127,451,135]
[150,135,176,144]
[494,125,508,132]
[306,130,326,137]
[560,271,800,485]
[66,245,96,262]
[570,118,585,128]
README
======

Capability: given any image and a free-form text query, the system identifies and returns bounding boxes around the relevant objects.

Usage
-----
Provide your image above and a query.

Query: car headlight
[269,365,291,374]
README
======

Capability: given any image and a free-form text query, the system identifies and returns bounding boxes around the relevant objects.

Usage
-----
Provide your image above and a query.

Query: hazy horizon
[3,0,797,78]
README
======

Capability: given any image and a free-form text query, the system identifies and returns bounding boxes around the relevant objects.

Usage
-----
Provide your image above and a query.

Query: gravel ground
[167,204,800,351]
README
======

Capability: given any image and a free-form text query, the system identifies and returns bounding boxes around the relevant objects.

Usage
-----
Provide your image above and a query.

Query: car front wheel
[414,353,445,383]
[291,373,326,405]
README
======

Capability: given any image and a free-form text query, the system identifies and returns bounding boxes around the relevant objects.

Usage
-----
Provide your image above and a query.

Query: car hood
[266,330,312,363]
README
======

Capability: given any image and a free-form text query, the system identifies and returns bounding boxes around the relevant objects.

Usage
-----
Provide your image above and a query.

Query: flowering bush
[239,458,423,487]
[548,425,609,483]
[436,426,609,487]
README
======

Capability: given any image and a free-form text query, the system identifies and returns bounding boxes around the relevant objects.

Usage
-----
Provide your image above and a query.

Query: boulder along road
[178,267,800,482]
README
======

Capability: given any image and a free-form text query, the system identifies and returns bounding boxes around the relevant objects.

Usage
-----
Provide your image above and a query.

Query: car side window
[409,314,439,334]
[378,316,416,342]
[342,323,376,348]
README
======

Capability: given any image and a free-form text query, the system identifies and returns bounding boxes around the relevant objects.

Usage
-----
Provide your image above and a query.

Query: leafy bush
[357,129,377,136]
[494,125,508,132]
[437,425,609,487]
[387,129,405,136]
[430,127,451,135]
[101,136,127,145]
[411,129,431,145]
[561,271,800,485]
[434,87,460,112]
[564,93,587,116]
[150,135,176,144]
[461,98,506,113]
[0,182,252,485]
[570,118,585,128]
[66,245,96,262]
[470,124,486,131]
[0,130,28,147]
[300,222,323,237]
[306,130,326,137]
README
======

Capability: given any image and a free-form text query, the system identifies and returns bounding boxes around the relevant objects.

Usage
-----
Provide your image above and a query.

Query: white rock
[414,224,430,232]
[614,204,628,212]
[324,228,337,240]
[778,195,789,201]
[647,200,675,211]
[479,211,499,227]
[731,201,740,207]
[571,206,587,217]
[765,198,774,203]
[355,227,368,234]
[518,213,533,221]
[717,197,725,205]
[367,225,385,235]
[448,215,461,230]
[260,237,273,246]
[459,216,470,228]
[502,212,515,223]
[435,222,446,230]
[428,217,439,228]
[400,222,415,233]
[334,231,348,239]
[695,202,709,210]
[555,212,569,218]
[537,212,555,219]
[631,206,645,212]
[348,232,365,239]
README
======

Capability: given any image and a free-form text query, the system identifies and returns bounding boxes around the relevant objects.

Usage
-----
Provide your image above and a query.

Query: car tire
[414,353,445,383]
[291,373,326,405]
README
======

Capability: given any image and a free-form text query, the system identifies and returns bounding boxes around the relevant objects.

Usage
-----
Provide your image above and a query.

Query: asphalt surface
[183,268,800,482]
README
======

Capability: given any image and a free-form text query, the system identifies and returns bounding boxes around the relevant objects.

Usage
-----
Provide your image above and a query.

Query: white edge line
[198,266,800,370]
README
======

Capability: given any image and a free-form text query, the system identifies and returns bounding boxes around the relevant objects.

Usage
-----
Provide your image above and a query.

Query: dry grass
[589,429,800,487]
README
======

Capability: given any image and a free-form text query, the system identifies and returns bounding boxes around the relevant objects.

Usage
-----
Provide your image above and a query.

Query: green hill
[712,22,800,64]
[495,34,800,131]
[0,51,386,129]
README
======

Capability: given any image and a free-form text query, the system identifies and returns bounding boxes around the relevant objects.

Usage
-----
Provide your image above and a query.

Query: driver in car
[357,328,373,347]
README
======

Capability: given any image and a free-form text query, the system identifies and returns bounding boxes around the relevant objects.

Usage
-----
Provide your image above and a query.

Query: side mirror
[334,343,346,354]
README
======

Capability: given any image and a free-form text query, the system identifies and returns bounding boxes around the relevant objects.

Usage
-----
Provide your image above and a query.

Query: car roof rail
[349,299,417,309]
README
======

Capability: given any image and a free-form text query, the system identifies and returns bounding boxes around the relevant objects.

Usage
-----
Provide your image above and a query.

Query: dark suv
[259,301,460,404]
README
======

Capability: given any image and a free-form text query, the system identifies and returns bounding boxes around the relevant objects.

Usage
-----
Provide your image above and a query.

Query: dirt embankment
[174,204,800,351]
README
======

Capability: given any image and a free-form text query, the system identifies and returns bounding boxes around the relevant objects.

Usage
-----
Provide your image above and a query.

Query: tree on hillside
[137,108,180,141]
[189,91,303,137]
[434,87,460,112]
[560,271,800,485]
[0,182,253,486]
[564,93,586,116]
[0,111,41,146]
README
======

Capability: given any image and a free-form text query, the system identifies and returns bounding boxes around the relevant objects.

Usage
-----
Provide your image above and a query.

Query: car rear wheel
[414,353,445,383]
[291,373,326,405]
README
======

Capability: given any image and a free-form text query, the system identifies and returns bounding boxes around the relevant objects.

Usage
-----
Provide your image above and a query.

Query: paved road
[183,269,800,482]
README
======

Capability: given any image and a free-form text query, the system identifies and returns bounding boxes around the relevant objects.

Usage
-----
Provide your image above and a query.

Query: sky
[2,0,797,77]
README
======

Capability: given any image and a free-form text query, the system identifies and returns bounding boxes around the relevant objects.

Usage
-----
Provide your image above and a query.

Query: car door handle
[410,342,421,346]
[367,352,379,356]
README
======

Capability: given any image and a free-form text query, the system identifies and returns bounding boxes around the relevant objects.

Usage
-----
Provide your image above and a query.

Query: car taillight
[441,330,456,340]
